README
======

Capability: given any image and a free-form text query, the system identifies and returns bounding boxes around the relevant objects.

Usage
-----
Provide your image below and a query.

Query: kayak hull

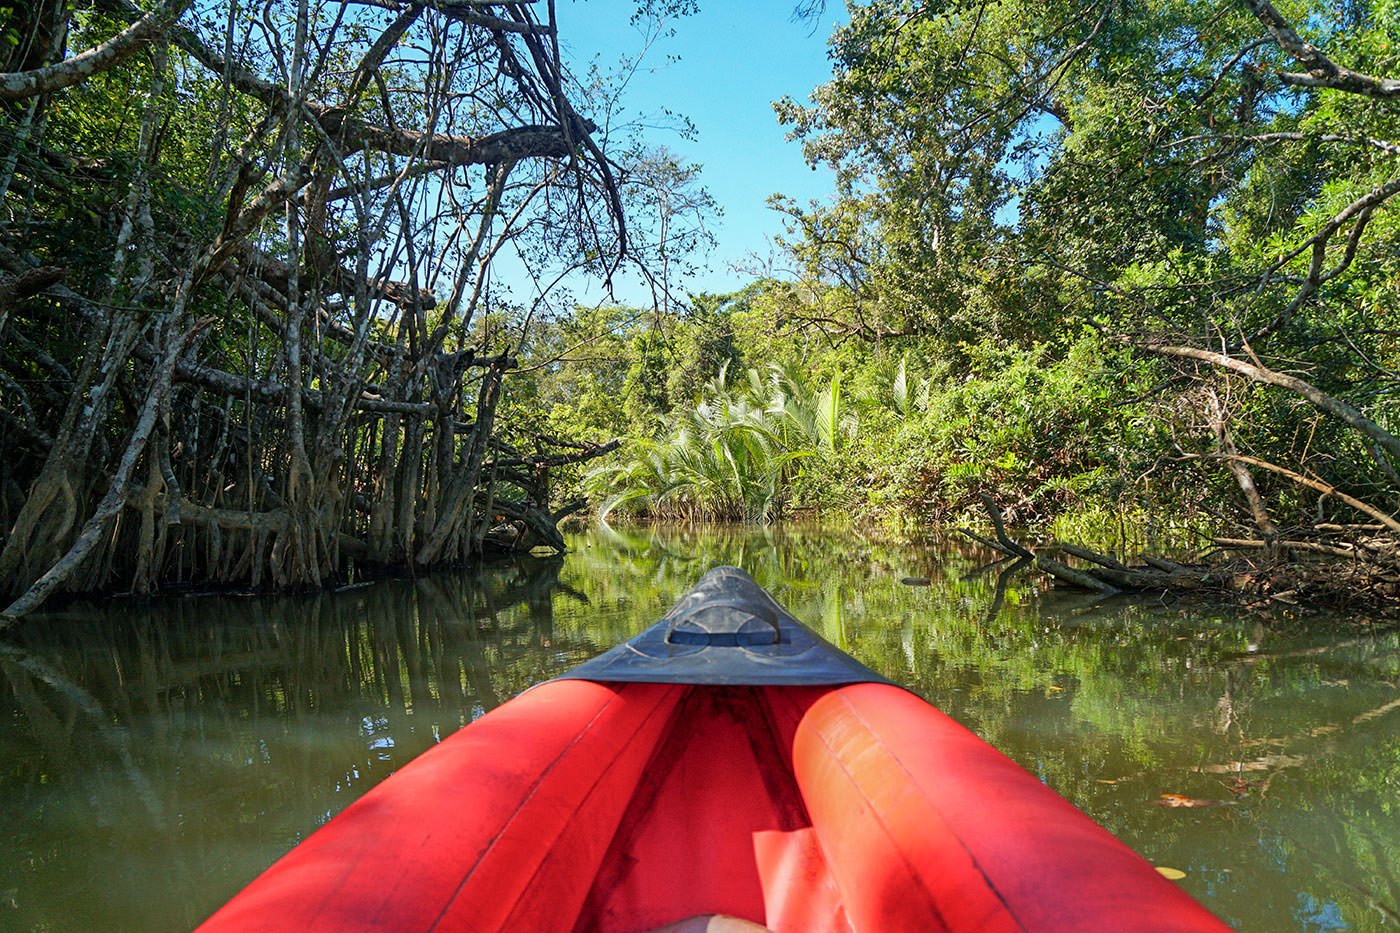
[200,677,1226,932]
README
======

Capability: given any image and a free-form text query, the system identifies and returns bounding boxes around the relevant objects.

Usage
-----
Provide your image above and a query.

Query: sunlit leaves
[583,360,851,522]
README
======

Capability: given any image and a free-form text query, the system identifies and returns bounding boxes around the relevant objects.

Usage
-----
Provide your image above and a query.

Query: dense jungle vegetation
[519,0,1400,606]
[3,0,1400,617]
[0,0,701,622]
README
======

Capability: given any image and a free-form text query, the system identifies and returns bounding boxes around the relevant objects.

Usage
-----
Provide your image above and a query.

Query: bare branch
[1187,453,1400,533]
[1136,341,1400,464]
[0,0,191,101]
[93,0,583,168]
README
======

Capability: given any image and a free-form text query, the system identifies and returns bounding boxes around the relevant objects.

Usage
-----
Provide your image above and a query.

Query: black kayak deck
[555,566,891,687]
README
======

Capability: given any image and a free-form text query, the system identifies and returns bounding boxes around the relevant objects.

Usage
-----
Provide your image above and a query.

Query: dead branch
[979,495,1119,594]
[1183,452,1400,534]
[1215,538,1366,560]
[1138,342,1400,466]
[1207,385,1279,552]
[1057,542,1129,571]
[978,493,1033,559]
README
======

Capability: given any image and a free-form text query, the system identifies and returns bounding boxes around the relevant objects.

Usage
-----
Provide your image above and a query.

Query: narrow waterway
[1,524,1397,931]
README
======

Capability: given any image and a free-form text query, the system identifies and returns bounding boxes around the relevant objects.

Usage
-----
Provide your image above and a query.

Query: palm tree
[586,362,854,523]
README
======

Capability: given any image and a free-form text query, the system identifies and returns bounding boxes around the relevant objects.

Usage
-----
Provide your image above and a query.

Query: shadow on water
[1,524,1398,932]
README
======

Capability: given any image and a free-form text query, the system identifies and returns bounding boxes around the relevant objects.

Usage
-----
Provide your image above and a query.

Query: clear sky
[552,0,845,303]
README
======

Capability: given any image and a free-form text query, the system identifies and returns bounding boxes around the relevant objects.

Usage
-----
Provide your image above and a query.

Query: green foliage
[533,0,1400,537]
[583,359,853,522]
[559,302,1179,526]
[849,332,1165,522]
[753,0,1400,533]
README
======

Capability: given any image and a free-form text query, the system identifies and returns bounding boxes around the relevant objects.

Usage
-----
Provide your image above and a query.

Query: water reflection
[1,525,1397,932]
[0,557,587,932]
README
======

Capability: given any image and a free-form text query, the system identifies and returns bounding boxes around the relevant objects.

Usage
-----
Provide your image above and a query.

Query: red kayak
[200,566,1227,932]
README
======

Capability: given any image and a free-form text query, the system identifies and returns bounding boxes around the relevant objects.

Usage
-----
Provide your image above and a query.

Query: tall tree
[0,0,690,622]
[777,0,1400,538]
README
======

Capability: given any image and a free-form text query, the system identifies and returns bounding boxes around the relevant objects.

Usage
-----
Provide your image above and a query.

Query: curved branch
[0,0,191,101]
[1137,341,1400,463]
[314,114,574,164]
[1239,0,1400,99]
[1190,453,1400,534]
[93,0,580,168]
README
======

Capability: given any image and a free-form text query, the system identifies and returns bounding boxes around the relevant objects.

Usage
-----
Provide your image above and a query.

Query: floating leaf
[1155,867,1187,880]
[1222,776,1270,796]
[1154,793,1233,808]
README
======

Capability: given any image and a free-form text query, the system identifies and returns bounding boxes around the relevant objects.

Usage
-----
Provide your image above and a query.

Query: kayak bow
[200,566,1228,932]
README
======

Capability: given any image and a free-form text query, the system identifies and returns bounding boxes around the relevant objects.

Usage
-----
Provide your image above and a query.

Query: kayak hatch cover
[554,565,892,687]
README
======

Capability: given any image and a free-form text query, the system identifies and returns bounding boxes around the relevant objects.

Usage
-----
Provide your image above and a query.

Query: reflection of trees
[1,645,165,828]
[0,556,579,933]
[1283,802,1400,927]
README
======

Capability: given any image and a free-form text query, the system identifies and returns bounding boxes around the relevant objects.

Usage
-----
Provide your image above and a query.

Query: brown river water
[1,524,1397,931]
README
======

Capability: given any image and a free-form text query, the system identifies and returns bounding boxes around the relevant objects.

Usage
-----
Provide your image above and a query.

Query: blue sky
[553,0,845,303]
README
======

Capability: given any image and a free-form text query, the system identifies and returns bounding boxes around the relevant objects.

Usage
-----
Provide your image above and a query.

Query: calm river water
[1,524,1397,931]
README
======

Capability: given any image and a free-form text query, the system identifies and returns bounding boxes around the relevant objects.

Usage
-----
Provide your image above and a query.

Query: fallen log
[976,494,1119,595]
[972,498,1400,614]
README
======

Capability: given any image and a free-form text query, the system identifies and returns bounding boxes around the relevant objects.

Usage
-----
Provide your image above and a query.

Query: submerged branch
[978,491,1400,614]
